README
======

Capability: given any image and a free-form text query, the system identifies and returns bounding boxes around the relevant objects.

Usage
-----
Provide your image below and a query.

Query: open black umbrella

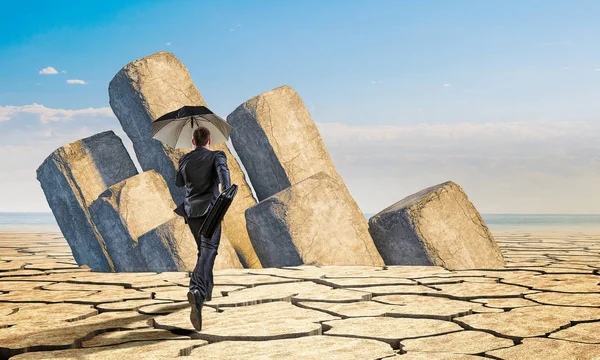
[152,106,232,149]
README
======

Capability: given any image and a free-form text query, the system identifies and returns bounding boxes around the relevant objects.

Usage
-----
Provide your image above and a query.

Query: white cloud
[66,79,87,85]
[61,70,67,74]
[39,66,58,75]
[443,83,452,87]
[0,103,114,123]
[166,42,171,46]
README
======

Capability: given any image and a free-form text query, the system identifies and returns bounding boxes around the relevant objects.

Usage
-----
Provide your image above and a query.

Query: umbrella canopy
[152,106,232,149]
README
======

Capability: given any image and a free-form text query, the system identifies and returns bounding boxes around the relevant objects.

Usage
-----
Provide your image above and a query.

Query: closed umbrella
[152,106,232,149]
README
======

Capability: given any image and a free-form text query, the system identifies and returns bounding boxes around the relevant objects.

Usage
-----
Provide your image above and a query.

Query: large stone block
[90,170,242,272]
[227,85,345,201]
[245,172,384,267]
[138,216,243,272]
[368,181,505,270]
[36,131,138,272]
[109,51,261,268]
[89,171,176,271]
[108,51,203,205]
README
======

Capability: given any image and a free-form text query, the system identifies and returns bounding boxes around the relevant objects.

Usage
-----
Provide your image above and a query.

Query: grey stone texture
[108,51,204,205]
[245,172,384,267]
[36,131,138,272]
[138,217,243,272]
[368,181,505,270]
[108,50,261,269]
[89,170,176,271]
[227,85,346,201]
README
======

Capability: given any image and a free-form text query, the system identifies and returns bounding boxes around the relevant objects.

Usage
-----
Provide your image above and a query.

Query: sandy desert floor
[1,231,600,359]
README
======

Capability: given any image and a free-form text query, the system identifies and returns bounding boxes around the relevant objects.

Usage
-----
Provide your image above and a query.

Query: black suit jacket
[174,147,231,219]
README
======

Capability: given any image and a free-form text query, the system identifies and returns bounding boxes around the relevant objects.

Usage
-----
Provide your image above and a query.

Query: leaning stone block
[108,51,203,204]
[109,50,261,268]
[227,85,345,201]
[368,181,505,270]
[138,216,243,271]
[245,172,384,267]
[36,131,138,271]
[89,170,175,271]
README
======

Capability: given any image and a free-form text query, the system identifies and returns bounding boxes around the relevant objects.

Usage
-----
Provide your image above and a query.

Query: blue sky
[1,0,599,213]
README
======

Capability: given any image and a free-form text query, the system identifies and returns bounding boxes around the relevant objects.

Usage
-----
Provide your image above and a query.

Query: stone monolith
[89,170,175,271]
[108,51,261,268]
[368,181,505,270]
[245,172,384,267]
[36,131,138,272]
[227,85,345,201]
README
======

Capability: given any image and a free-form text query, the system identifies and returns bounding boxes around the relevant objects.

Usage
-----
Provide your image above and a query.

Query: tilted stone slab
[189,335,395,360]
[213,142,263,269]
[36,131,138,271]
[227,85,346,201]
[108,51,204,204]
[246,172,384,267]
[368,181,504,269]
[89,170,177,271]
[109,51,261,269]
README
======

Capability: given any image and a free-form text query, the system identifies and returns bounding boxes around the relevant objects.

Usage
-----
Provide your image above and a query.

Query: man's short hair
[193,126,210,147]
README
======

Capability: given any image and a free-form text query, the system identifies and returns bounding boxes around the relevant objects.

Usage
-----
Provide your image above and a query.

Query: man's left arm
[214,150,231,191]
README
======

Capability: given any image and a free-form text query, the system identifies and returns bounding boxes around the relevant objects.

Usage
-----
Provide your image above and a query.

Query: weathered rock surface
[10,340,207,359]
[246,172,384,267]
[487,338,600,360]
[108,51,204,203]
[323,317,462,349]
[189,336,395,360]
[36,131,138,271]
[5,231,600,359]
[109,51,261,268]
[400,330,513,355]
[138,217,243,272]
[227,85,345,201]
[368,181,505,269]
[89,170,176,271]
[90,170,242,271]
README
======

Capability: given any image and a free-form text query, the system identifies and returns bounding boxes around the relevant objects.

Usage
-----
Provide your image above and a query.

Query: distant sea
[0,212,599,233]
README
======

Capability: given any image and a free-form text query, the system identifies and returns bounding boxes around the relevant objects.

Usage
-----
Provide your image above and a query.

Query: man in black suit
[174,126,230,331]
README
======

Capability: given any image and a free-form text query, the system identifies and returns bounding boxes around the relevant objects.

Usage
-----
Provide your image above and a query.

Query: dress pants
[186,214,221,301]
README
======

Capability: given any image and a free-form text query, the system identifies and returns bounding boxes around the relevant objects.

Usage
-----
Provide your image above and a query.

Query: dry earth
[1,231,600,359]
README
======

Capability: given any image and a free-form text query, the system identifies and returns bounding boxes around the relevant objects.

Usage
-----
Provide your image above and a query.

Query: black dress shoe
[187,289,204,331]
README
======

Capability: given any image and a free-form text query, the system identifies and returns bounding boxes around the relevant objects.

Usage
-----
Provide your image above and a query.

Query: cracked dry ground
[2,233,600,359]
